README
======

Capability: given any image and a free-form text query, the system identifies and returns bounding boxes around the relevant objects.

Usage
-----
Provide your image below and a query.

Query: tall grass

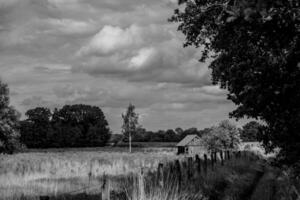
[122,153,265,200]
[1,149,296,200]
[0,149,177,199]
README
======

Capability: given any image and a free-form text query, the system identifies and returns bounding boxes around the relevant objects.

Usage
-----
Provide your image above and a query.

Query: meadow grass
[0,148,297,200]
[0,147,178,199]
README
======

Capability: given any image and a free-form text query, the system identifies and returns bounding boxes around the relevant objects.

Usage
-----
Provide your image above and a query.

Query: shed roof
[176,134,200,147]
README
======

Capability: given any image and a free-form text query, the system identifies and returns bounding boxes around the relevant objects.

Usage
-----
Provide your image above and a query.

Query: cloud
[37,18,97,36]
[79,25,140,56]
[78,24,171,56]
[53,84,76,98]
[74,23,211,86]
[21,96,52,107]
[0,0,248,132]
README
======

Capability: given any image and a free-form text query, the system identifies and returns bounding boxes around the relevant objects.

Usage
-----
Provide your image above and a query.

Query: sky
[0,0,248,133]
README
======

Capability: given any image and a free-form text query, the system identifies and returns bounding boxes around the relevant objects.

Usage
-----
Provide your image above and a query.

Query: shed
[176,134,205,155]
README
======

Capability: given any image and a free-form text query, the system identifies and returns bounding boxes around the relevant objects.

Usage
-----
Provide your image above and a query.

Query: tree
[241,121,263,142]
[0,81,22,153]
[165,129,177,142]
[20,107,52,148]
[202,120,241,152]
[122,103,139,153]
[86,125,111,147]
[132,126,147,142]
[170,0,300,166]
[175,127,183,135]
[52,104,110,147]
[20,104,111,148]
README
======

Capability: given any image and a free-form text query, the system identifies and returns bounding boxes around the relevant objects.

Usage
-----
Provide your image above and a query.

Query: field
[0,146,178,199]
[0,146,298,200]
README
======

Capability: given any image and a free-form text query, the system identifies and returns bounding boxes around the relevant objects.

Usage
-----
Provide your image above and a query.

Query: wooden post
[210,152,214,169]
[102,174,110,200]
[195,154,201,174]
[237,151,241,158]
[243,151,247,159]
[139,168,145,200]
[214,152,218,164]
[204,154,208,174]
[220,151,224,166]
[40,196,49,200]
[175,160,182,192]
[187,157,193,180]
[157,163,164,188]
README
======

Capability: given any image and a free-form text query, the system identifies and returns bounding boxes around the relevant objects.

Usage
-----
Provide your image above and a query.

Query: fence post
[195,154,201,174]
[157,163,164,188]
[175,160,182,192]
[214,152,218,164]
[220,151,224,166]
[211,152,214,169]
[39,196,49,200]
[187,157,193,180]
[237,151,241,158]
[204,154,208,174]
[102,174,110,200]
[139,167,145,200]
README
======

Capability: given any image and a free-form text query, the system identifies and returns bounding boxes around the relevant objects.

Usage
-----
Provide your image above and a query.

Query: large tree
[202,120,241,152]
[51,104,111,147]
[0,81,21,153]
[20,104,111,148]
[170,0,300,166]
[20,107,52,148]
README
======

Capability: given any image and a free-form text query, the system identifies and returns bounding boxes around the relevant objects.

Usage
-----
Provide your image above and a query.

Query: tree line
[119,103,261,145]
[20,105,111,148]
[118,120,260,143]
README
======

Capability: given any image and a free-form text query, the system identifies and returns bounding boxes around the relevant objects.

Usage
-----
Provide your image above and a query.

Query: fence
[38,151,268,200]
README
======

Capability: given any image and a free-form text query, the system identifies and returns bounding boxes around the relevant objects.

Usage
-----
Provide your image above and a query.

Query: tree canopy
[122,103,139,152]
[202,120,241,152]
[0,81,22,153]
[20,107,52,148]
[240,121,263,142]
[170,0,300,166]
[20,104,111,148]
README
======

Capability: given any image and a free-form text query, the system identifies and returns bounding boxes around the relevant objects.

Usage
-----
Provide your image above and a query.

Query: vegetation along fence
[39,151,300,200]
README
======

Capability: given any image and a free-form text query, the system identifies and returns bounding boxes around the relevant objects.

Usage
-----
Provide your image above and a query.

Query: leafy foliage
[240,121,263,142]
[202,120,241,152]
[20,107,52,148]
[0,81,22,153]
[170,0,300,166]
[20,104,111,148]
[121,103,139,142]
[125,127,210,142]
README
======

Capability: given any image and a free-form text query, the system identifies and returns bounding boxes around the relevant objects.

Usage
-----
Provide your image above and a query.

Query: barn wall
[188,146,208,156]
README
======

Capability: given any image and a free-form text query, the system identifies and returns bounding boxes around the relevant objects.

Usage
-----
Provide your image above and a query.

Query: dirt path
[237,162,266,200]
[245,163,282,200]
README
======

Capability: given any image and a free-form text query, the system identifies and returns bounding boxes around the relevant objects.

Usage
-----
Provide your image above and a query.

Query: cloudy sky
[0,0,247,133]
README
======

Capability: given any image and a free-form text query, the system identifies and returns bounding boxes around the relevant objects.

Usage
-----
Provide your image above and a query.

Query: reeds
[0,150,177,199]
